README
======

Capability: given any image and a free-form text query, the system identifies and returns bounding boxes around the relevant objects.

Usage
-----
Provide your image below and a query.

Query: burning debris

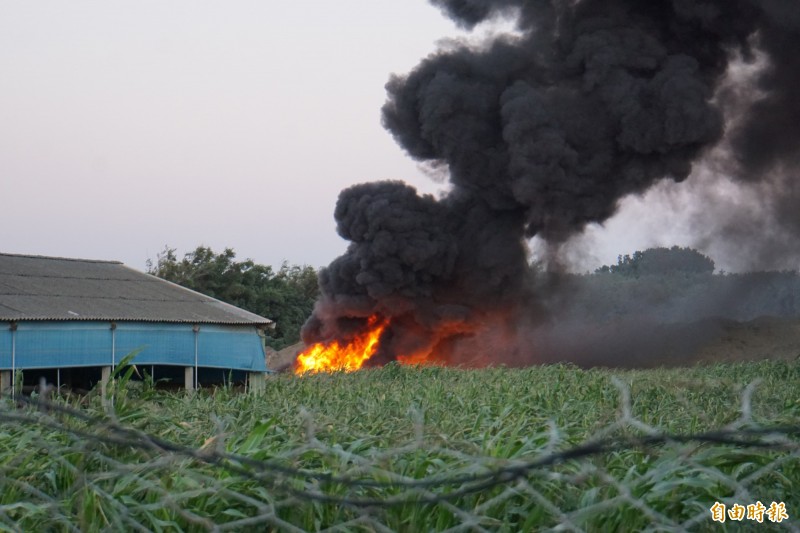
[295,315,389,373]
[296,0,800,372]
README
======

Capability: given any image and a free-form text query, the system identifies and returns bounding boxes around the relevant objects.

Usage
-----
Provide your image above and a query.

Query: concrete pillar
[0,371,10,395]
[184,367,195,391]
[248,372,266,393]
[101,366,111,396]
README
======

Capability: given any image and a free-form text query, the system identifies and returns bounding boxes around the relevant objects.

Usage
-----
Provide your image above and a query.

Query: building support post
[101,366,112,396]
[192,324,200,390]
[184,366,194,391]
[10,322,17,398]
[0,371,10,395]
[110,322,117,370]
[248,372,266,393]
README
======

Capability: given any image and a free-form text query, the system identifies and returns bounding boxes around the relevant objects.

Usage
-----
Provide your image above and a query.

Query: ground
[694,316,800,363]
[266,317,800,372]
[267,342,306,372]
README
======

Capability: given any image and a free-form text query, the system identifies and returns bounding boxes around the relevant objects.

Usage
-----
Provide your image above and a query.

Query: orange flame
[294,315,389,374]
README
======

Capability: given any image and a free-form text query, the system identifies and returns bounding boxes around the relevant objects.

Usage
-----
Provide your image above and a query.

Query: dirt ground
[690,316,800,364]
[266,343,306,373]
[267,316,800,372]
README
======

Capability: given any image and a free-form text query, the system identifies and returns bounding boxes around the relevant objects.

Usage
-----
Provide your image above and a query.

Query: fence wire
[0,378,798,532]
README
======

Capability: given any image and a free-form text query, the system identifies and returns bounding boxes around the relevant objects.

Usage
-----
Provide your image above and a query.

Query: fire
[396,351,437,366]
[294,315,389,374]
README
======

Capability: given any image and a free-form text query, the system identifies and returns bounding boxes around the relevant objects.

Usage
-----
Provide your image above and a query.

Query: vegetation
[145,244,800,351]
[596,246,716,277]
[147,246,318,349]
[548,246,800,324]
[1,361,798,530]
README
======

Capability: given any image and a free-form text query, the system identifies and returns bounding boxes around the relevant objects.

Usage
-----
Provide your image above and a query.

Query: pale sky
[1,1,699,273]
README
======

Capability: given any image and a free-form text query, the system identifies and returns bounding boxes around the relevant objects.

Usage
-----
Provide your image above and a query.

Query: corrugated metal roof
[0,253,272,326]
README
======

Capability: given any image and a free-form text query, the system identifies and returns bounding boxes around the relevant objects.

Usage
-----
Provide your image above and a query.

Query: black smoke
[302,0,800,366]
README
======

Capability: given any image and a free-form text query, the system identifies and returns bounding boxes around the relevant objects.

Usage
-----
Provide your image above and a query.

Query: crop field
[1,360,799,531]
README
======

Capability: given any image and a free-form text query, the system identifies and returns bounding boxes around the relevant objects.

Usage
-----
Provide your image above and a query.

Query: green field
[1,361,799,531]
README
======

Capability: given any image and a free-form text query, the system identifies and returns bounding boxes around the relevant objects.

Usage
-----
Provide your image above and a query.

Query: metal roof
[0,253,272,326]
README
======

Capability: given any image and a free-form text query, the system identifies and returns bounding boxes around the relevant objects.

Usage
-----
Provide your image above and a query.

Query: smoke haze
[302,0,800,367]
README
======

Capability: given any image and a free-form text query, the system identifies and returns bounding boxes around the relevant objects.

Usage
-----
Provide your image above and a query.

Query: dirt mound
[267,342,305,372]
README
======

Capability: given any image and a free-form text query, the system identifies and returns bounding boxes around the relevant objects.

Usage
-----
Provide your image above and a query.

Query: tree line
[566,246,800,323]
[147,246,318,349]
[148,245,800,350]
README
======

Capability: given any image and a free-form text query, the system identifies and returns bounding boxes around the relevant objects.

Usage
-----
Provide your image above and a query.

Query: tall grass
[1,360,798,531]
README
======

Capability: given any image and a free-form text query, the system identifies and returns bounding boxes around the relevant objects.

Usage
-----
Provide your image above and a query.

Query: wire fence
[0,377,798,532]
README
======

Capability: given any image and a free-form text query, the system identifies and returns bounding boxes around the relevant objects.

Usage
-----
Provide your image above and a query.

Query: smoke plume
[302,0,800,366]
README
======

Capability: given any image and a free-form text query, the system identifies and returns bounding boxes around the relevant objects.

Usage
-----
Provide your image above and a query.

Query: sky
[1,0,696,273]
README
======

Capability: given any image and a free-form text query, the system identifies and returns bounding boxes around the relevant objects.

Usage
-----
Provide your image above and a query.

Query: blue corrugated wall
[0,321,267,372]
[0,327,9,369]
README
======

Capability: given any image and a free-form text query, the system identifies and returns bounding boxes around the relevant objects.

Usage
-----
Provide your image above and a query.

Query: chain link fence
[0,377,798,532]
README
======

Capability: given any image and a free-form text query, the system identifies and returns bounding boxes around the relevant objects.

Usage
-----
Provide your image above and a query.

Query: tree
[147,246,318,349]
[595,246,715,277]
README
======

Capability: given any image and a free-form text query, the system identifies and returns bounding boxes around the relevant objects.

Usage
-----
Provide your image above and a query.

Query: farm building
[0,253,272,393]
